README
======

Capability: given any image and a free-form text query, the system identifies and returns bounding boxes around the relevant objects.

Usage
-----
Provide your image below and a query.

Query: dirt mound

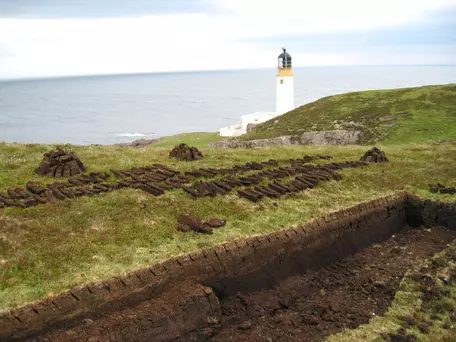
[35,147,86,177]
[360,147,389,163]
[169,144,203,161]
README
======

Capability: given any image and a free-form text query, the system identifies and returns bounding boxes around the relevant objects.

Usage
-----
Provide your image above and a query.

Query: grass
[150,132,224,149]
[1,140,456,312]
[241,84,456,145]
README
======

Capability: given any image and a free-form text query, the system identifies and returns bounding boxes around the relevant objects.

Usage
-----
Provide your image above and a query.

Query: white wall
[276,76,295,114]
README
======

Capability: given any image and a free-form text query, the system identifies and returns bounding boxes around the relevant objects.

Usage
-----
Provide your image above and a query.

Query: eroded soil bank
[34,227,456,342]
[4,195,456,341]
[212,227,456,341]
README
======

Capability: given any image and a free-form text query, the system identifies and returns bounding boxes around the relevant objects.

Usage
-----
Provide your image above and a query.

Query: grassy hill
[242,84,456,144]
[1,84,456,340]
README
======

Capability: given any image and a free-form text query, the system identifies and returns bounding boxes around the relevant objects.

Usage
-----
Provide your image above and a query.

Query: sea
[1,66,455,145]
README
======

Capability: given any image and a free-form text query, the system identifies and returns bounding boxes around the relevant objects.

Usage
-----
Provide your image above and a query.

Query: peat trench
[212,227,456,342]
[5,194,456,341]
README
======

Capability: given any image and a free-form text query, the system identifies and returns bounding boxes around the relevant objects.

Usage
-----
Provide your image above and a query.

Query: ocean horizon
[1,65,456,145]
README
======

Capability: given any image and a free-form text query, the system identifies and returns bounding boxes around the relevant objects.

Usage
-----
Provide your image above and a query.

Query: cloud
[212,0,456,37]
[0,0,211,18]
[0,0,455,79]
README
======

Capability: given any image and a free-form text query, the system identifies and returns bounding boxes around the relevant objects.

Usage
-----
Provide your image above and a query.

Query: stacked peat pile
[169,144,203,161]
[35,147,86,177]
[176,214,226,234]
[360,147,389,163]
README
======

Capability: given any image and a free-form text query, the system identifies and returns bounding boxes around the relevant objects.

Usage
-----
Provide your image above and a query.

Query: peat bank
[1,192,456,341]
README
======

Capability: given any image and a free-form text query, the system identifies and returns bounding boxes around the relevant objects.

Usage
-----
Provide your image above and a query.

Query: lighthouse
[276,48,295,114]
[219,48,296,136]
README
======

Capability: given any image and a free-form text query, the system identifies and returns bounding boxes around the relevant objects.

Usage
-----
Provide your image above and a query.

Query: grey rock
[300,130,362,145]
[209,130,362,148]
[379,115,395,122]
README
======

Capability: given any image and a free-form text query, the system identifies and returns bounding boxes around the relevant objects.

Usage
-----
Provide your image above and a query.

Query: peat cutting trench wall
[1,193,456,341]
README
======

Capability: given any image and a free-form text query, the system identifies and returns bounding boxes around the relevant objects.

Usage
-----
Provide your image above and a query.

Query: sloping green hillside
[242,84,456,144]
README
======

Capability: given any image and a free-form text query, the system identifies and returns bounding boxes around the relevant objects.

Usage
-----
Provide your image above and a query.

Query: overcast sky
[0,0,455,79]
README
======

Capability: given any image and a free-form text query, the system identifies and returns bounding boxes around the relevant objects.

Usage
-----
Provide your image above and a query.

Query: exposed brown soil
[212,227,456,342]
[35,147,86,177]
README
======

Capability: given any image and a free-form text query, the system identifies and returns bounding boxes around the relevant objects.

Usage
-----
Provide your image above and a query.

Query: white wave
[114,132,154,137]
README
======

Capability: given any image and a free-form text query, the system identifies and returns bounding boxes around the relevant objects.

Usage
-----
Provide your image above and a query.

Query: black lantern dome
[278,48,292,68]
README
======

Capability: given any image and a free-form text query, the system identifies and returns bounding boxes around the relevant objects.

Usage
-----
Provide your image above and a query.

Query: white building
[220,48,295,137]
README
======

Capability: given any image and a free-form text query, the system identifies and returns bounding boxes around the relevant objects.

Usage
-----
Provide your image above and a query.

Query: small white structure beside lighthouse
[220,48,295,137]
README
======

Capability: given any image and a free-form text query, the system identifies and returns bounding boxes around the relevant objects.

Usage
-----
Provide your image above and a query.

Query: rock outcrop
[115,139,160,148]
[35,147,86,177]
[209,130,362,148]
[300,130,362,145]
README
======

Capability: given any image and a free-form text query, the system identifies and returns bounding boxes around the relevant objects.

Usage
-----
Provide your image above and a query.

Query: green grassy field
[241,84,456,145]
[1,141,456,313]
[1,85,456,340]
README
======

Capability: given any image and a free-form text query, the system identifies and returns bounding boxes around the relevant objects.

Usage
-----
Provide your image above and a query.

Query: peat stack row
[182,160,366,199]
[35,147,86,177]
[109,164,189,196]
[238,161,366,202]
[360,147,389,163]
[238,168,343,202]
[183,155,331,179]
[0,155,337,209]
[0,163,187,209]
[184,160,276,178]
[0,173,110,209]
[169,144,203,161]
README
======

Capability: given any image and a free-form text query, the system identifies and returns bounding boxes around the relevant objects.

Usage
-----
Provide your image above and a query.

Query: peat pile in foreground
[169,144,203,161]
[35,147,86,177]
[429,183,456,195]
[213,227,456,342]
[360,147,389,163]
[176,214,226,234]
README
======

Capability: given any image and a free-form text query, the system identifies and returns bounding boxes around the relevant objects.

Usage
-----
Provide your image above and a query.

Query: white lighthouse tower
[276,48,295,114]
[219,48,295,136]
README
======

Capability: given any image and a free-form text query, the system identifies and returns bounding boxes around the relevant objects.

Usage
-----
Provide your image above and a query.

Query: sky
[0,0,455,79]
